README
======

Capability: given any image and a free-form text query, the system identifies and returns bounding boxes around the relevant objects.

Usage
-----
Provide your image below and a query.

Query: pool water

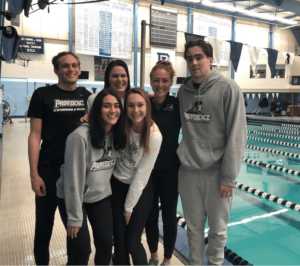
[176,121,300,265]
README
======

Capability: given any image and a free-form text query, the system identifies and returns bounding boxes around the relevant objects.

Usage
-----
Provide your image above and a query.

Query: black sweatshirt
[151,94,181,172]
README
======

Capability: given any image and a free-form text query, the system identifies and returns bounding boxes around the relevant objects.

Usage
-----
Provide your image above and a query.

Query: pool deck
[0,119,185,265]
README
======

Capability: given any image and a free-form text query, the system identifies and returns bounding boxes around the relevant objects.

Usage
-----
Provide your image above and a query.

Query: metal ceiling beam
[245,3,264,10]
[284,14,297,19]
[157,0,292,26]
[258,10,285,13]
[251,0,300,15]
[213,0,250,3]
[291,28,300,45]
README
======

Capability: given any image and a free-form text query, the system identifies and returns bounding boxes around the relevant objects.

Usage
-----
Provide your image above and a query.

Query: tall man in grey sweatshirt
[177,39,247,265]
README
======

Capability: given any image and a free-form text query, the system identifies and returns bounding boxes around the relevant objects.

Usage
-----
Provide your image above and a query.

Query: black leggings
[110,175,153,265]
[34,163,61,265]
[145,170,179,259]
[57,197,113,265]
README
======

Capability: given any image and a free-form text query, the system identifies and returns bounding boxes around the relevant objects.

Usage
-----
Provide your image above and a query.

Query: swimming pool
[175,120,300,265]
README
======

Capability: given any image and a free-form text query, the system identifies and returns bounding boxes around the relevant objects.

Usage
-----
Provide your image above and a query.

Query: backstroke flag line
[248,45,261,73]
[207,36,223,68]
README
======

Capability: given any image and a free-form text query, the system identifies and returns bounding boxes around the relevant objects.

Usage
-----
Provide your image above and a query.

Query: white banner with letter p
[151,48,176,69]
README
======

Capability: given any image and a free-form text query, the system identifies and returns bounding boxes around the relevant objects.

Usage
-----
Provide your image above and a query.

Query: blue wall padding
[1,27,18,61]
[38,0,48,10]
[8,0,25,15]
[0,78,181,117]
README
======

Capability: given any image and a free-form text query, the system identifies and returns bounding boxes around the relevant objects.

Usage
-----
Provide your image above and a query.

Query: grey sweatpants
[178,166,232,266]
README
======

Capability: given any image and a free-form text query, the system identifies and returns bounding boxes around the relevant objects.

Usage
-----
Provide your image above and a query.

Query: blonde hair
[150,60,176,81]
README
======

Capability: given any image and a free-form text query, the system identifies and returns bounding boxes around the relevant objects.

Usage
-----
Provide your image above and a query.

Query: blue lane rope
[247,130,300,140]
[246,144,300,159]
[242,157,300,176]
[263,124,300,129]
[247,126,300,135]
[235,182,300,212]
[282,123,300,128]
[247,136,300,148]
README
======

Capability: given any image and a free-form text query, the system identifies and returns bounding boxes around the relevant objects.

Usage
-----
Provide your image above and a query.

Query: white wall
[2,0,300,92]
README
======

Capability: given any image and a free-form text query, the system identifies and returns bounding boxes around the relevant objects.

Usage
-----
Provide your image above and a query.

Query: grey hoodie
[177,68,247,187]
[57,124,118,227]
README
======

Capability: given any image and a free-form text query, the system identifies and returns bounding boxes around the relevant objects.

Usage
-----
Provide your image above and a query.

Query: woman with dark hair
[111,87,162,265]
[145,60,181,266]
[87,59,131,111]
[56,89,126,265]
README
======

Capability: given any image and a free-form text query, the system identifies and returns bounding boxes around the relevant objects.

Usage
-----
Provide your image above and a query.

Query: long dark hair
[124,88,153,154]
[104,60,131,92]
[89,89,126,150]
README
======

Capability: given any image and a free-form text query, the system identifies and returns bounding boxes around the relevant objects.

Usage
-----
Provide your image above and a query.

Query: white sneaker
[160,262,170,266]
[149,257,159,265]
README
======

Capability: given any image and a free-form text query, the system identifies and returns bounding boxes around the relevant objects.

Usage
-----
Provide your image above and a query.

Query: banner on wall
[151,48,175,68]
[193,13,231,66]
[94,56,114,81]
[19,36,44,54]
[75,0,133,59]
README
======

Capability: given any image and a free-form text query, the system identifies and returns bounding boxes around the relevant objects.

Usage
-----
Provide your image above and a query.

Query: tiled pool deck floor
[0,119,184,265]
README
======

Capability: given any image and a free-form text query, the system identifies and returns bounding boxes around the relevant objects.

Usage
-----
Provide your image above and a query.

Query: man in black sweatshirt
[28,51,91,265]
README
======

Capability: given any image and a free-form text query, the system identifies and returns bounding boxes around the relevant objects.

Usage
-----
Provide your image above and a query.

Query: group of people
[28,39,247,266]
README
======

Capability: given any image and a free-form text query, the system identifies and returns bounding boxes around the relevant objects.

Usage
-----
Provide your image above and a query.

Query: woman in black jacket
[270,99,277,118]
[145,61,181,266]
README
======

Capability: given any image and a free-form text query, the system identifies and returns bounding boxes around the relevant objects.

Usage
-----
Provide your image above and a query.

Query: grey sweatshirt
[56,124,118,227]
[113,123,162,213]
[177,68,247,187]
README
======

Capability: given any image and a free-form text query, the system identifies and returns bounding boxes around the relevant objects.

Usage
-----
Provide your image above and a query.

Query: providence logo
[184,100,211,123]
[53,99,85,112]
[90,147,116,171]
[164,104,174,111]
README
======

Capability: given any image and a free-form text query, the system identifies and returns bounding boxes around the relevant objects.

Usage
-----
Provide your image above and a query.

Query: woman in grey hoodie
[56,89,126,265]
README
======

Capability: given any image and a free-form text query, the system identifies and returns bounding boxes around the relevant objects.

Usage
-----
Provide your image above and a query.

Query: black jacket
[151,94,181,171]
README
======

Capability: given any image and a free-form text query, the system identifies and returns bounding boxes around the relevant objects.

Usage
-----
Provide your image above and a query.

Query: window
[272,64,285,79]
[250,64,266,79]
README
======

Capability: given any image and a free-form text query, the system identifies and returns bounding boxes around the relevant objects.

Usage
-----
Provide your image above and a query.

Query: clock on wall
[292,76,300,85]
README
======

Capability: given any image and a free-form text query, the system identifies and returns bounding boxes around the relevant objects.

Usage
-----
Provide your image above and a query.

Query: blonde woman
[111,88,162,265]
